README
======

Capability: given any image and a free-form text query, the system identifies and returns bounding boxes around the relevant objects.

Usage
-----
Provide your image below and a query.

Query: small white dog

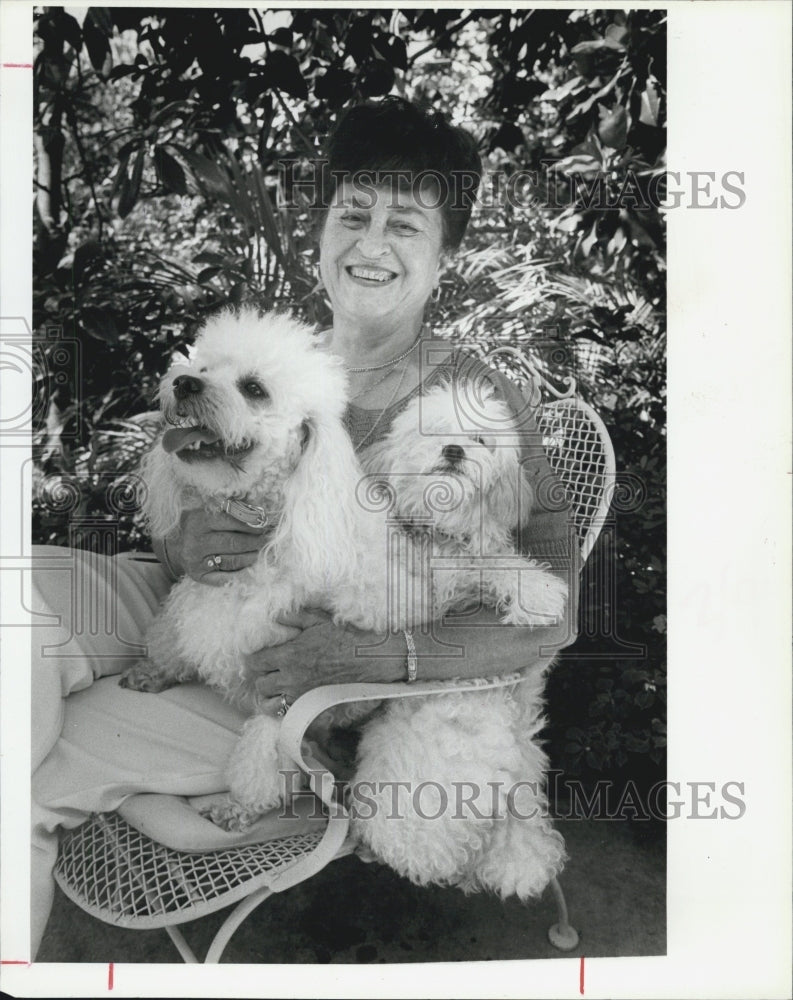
[120,308,374,827]
[122,311,568,899]
[358,383,569,628]
[349,383,568,898]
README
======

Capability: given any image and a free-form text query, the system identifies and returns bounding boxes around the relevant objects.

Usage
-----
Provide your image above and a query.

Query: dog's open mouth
[162,426,254,462]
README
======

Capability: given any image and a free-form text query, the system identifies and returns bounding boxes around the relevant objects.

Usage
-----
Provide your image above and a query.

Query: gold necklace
[345,330,423,372]
[353,360,411,453]
[348,359,405,402]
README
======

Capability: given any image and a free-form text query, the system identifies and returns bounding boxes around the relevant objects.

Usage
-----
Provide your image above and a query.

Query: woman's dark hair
[317,97,482,250]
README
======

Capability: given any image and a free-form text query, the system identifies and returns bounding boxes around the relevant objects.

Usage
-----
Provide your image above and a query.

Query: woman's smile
[345,263,399,285]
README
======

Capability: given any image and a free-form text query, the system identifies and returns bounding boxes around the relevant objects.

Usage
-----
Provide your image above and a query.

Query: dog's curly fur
[121,310,567,898]
[349,384,568,897]
[120,308,377,825]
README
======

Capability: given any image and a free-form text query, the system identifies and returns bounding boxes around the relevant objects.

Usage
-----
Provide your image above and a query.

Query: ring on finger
[205,554,223,571]
[276,693,290,717]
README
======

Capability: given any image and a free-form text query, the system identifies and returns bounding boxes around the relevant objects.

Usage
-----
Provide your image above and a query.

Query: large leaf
[192,251,227,266]
[248,162,288,268]
[639,78,661,127]
[110,150,131,201]
[72,240,104,283]
[178,148,233,199]
[82,8,113,76]
[107,64,138,80]
[80,306,122,343]
[59,11,83,53]
[153,146,187,195]
[87,7,114,36]
[265,51,308,100]
[373,32,407,70]
[598,106,628,149]
[314,67,355,107]
[359,58,395,97]
[269,27,293,48]
[116,147,145,218]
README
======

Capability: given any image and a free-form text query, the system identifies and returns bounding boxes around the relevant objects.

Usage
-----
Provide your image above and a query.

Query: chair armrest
[277,675,525,781]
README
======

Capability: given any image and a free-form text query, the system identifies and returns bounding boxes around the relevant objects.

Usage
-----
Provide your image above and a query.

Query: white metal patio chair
[53,351,616,963]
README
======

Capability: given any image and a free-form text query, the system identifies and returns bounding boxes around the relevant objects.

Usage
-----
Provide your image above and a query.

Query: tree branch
[271,86,317,158]
[408,11,480,66]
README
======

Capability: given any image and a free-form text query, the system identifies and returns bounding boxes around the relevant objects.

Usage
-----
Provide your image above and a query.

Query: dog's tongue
[162,427,221,454]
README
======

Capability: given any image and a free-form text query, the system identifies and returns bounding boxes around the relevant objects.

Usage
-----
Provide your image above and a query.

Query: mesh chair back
[536,398,615,563]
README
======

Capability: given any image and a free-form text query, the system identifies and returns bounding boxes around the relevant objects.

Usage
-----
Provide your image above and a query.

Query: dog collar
[220,497,273,529]
[396,517,471,547]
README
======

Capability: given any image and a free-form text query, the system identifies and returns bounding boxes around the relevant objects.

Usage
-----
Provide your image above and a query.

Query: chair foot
[546,875,579,951]
[548,921,579,951]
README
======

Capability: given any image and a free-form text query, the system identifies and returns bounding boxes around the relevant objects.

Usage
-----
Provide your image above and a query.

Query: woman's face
[319,177,446,332]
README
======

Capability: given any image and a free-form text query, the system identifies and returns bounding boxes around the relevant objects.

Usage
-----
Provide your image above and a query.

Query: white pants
[30,547,322,957]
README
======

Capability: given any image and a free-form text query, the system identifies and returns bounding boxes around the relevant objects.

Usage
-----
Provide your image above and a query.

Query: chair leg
[203,886,275,963]
[165,925,199,963]
[547,876,580,951]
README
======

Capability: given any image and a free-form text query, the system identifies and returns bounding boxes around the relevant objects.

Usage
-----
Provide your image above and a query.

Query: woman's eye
[391,222,418,235]
[241,380,269,400]
[341,213,365,228]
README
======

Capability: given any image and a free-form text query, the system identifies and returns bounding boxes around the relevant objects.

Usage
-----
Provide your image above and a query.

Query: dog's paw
[502,574,568,627]
[118,660,174,693]
[200,798,263,833]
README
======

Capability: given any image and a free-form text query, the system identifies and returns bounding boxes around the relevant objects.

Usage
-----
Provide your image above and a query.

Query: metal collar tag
[220,497,269,528]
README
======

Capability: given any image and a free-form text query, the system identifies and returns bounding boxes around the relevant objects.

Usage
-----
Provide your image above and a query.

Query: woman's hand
[164,508,271,585]
[244,609,403,705]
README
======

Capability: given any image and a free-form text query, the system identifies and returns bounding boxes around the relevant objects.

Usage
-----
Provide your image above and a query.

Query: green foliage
[32,7,666,792]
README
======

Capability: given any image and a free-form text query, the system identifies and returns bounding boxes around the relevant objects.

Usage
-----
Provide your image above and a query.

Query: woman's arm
[244,557,577,705]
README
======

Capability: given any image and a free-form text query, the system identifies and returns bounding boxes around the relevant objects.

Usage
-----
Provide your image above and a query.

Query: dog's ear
[139,442,187,538]
[271,411,363,589]
[487,451,535,531]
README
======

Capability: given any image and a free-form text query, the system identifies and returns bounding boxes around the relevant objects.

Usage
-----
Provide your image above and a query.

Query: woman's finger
[192,549,259,583]
[250,670,283,700]
[208,530,270,553]
[276,608,332,629]
[184,507,270,536]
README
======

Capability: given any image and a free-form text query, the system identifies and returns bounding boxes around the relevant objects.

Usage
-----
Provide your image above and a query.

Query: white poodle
[121,310,567,898]
[119,308,374,827]
[349,383,568,898]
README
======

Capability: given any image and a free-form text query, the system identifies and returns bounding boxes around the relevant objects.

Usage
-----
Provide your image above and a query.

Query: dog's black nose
[442,444,465,464]
[173,374,204,399]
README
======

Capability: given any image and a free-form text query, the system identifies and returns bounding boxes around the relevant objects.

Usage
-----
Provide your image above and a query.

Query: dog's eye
[240,379,269,400]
